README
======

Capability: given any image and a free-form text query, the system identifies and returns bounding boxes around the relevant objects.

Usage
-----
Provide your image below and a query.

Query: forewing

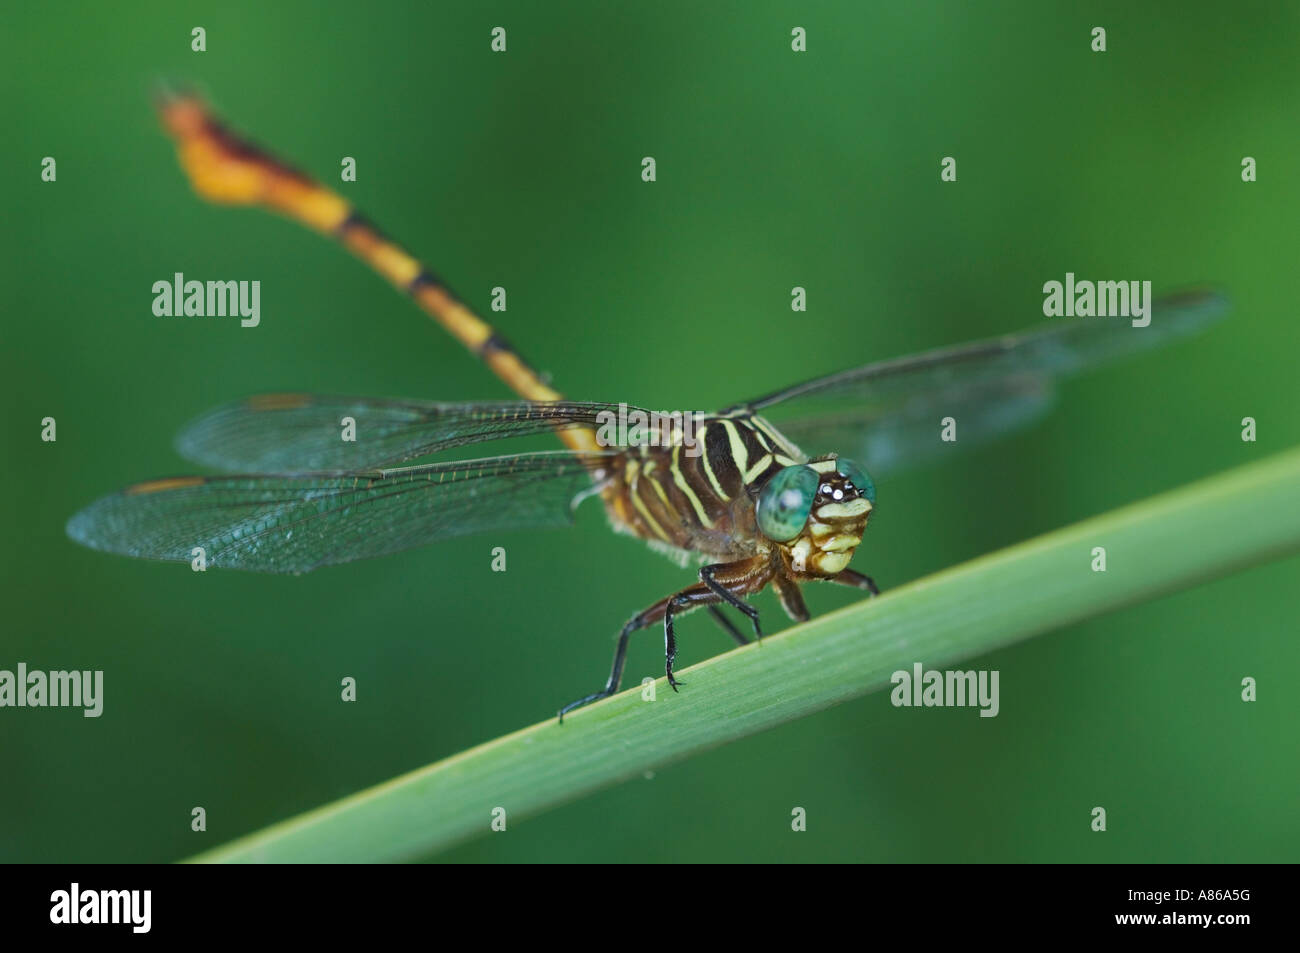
[66,451,615,573]
[176,395,633,470]
[742,289,1226,475]
[774,375,1055,479]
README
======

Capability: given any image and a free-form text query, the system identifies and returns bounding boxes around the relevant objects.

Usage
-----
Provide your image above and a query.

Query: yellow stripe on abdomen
[157,93,595,456]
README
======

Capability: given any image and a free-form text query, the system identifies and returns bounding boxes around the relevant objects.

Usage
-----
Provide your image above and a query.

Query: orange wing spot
[127,476,207,495]
[248,393,314,411]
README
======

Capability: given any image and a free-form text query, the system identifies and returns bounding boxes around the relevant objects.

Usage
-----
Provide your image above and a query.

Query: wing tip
[65,496,119,552]
[173,425,223,468]
[1158,286,1230,324]
[174,400,249,468]
[64,506,93,547]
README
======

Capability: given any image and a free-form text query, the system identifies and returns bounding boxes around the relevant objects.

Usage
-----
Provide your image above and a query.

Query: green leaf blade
[189,447,1300,863]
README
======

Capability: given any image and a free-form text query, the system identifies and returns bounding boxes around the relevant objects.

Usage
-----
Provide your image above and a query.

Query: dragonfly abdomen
[157,93,602,459]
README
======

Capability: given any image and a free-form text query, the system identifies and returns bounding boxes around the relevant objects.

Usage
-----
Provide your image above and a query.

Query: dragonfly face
[762,457,876,578]
[66,95,1228,720]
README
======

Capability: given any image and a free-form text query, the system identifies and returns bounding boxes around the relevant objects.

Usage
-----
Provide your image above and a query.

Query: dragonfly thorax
[602,413,805,562]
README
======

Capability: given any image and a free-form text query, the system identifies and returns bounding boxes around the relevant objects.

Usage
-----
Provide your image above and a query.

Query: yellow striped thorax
[605,410,874,576]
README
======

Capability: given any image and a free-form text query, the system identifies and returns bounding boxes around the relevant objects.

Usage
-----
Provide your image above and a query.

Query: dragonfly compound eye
[837,458,876,505]
[756,465,819,542]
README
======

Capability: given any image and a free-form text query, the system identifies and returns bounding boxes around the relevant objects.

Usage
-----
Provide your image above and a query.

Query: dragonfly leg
[558,611,649,721]
[662,583,726,692]
[706,606,750,646]
[700,563,763,642]
[831,568,880,596]
[668,556,773,678]
[558,585,709,722]
[559,557,771,720]
[772,573,811,623]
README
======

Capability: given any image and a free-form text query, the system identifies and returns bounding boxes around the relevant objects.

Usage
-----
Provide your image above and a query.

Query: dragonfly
[67,94,1228,719]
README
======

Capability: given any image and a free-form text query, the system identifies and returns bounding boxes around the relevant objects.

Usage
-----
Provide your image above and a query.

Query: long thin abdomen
[156,93,599,455]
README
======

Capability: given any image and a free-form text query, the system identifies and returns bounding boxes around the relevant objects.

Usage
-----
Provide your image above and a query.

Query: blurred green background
[3,1,1297,863]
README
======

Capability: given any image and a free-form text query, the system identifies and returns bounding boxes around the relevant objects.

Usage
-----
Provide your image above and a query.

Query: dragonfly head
[755,456,876,576]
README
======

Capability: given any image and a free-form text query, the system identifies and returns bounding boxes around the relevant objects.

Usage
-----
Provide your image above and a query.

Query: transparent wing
[740,289,1227,476]
[66,451,616,573]
[771,375,1055,479]
[176,395,637,470]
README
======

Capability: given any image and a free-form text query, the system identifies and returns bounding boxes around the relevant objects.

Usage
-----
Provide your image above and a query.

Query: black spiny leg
[558,558,770,721]
[662,592,689,692]
[706,606,750,646]
[558,583,716,721]
[700,563,763,643]
[832,568,880,596]
[662,583,730,692]
[558,608,648,722]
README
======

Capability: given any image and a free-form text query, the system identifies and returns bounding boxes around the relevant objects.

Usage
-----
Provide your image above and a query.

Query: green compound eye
[838,458,876,504]
[756,465,819,542]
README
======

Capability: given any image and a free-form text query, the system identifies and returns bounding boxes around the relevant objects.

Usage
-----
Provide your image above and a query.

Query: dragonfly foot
[557,690,611,723]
